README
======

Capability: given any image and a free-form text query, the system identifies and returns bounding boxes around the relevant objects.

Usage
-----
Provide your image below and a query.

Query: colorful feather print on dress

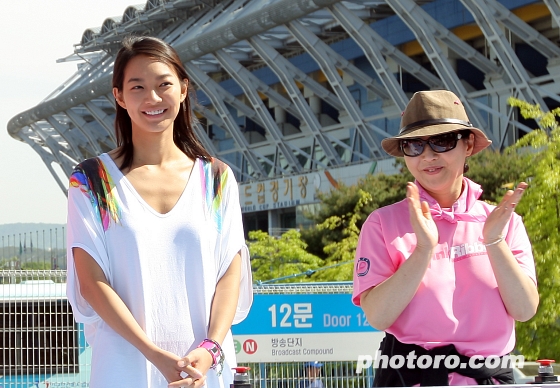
[69,157,121,231]
[201,157,228,233]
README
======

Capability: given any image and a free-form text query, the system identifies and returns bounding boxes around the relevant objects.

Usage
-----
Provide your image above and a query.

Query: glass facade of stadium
[8,0,560,237]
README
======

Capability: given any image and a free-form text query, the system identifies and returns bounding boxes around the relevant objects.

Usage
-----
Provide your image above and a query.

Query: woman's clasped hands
[151,346,212,387]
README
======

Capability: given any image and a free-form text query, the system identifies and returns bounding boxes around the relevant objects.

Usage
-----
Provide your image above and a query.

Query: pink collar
[416,178,487,223]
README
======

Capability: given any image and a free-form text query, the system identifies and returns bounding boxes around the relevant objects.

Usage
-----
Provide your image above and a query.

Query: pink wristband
[197,339,221,368]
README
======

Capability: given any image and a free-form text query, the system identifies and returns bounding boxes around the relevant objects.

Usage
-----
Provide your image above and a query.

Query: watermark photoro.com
[356,351,525,373]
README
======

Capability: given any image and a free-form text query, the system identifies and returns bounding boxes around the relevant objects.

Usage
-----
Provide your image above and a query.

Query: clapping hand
[406,182,439,252]
[483,182,528,244]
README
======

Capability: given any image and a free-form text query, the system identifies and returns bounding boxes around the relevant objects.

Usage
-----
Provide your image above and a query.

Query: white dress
[66,153,253,388]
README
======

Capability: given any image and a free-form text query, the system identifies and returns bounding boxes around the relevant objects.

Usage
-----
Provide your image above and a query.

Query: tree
[20,261,51,270]
[247,229,324,284]
[466,148,528,204]
[311,189,372,282]
[300,168,412,259]
[507,97,560,360]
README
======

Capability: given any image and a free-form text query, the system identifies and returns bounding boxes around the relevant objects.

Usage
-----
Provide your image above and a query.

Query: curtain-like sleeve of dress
[215,166,253,324]
[66,177,112,324]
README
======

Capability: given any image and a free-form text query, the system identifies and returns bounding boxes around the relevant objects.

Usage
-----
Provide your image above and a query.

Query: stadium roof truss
[7,0,560,193]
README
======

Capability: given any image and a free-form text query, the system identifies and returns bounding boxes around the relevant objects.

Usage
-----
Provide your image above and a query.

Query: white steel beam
[386,0,494,143]
[28,123,76,177]
[329,2,409,111]
[485,0,560,59]
[186,63,269,177]
[64,109,105,155]
[460,0,548,109]
[288,20,387,158]
[84,100,117,145]
[214,49,304,172]
[21,136,70,195]
[249,36,344,166]
[543,0,560,31]
[45,117,85,162]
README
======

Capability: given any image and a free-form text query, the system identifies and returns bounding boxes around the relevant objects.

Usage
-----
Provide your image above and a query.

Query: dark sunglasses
[400,131,469,157]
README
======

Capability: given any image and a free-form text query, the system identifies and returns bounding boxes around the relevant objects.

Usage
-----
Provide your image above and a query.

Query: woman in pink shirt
[353,90,538,386]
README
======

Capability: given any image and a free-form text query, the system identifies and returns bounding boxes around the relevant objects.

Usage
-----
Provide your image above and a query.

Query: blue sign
[232,294,378,335]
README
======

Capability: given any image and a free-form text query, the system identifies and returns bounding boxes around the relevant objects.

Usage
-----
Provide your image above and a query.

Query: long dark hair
[112,36,211,170]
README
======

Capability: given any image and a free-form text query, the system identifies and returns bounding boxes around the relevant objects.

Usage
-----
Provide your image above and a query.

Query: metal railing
[0,227,66,270]
[244,360,372,388]
[0,270,87,388]
[0,271,374,388]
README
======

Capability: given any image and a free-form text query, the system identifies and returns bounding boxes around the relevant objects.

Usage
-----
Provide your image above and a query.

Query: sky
[0,1,138,225]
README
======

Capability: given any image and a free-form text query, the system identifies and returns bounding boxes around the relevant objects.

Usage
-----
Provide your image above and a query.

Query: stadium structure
[7,0,560,235]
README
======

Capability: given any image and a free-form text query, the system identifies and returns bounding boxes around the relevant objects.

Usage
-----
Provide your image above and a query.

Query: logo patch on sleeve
[356,257,370,277]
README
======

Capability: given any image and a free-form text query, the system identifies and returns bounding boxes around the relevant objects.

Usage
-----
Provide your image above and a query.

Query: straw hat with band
[381,90,492,157]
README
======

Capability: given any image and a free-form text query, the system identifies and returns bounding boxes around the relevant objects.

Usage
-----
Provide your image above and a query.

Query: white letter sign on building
[231,294,385,362]
[238,160,398,213]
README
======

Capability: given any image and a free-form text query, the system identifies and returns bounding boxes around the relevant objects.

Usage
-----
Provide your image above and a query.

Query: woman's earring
[463,161,469,173]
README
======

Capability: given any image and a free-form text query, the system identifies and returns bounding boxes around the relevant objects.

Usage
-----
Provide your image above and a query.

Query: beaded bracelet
[197,338,225,376]
[483,235,505,247]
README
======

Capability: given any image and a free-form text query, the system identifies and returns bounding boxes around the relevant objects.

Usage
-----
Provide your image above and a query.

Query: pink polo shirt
[352,178,536,385]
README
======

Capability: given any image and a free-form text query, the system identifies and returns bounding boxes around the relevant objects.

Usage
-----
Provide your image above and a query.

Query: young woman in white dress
[66,36,252,388]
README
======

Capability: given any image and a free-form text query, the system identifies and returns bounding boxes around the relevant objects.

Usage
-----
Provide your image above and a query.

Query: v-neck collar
[100,153,198,218]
